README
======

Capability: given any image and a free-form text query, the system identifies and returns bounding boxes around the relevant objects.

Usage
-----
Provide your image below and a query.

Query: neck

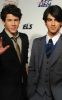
[48,32,60,38]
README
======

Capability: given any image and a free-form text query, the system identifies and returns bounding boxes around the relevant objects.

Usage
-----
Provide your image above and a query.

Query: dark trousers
[21,83,28,100]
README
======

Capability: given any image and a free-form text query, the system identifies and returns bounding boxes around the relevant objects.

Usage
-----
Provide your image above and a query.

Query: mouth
[51,27,56,30]
[11,27,16,30]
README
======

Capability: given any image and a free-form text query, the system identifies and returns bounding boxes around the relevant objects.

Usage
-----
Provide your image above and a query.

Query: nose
[12,21,15,25]
[51,20,55,25]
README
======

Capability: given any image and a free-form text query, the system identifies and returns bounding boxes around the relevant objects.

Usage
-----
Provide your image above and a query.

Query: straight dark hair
[43,5,62,22]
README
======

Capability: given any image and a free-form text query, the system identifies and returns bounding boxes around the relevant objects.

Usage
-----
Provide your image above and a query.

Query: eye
[14,19,19,21]
[47,18,52,21]
[7,19,12,21]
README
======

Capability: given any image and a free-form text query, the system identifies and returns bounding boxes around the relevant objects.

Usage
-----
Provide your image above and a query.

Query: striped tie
[12,37,21,63]
[46,39,52,58]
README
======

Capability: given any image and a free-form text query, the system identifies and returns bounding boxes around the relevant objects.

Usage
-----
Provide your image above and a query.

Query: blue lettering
[38,2,51,7]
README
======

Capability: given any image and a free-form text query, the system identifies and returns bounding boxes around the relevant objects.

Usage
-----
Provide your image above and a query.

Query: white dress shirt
[46,32,61,45]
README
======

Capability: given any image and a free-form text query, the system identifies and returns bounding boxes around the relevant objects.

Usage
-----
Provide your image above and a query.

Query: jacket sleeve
[27,39,36,98]
[25,35,29,64]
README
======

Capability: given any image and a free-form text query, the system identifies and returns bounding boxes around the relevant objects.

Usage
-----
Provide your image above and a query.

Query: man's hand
[26,68,28,75]
[0,37,10,55]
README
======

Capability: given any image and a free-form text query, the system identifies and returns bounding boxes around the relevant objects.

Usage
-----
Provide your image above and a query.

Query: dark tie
[46,39,52,58]
[12,37,21,63]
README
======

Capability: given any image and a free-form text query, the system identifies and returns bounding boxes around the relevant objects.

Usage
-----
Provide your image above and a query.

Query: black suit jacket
[0,29,29,100]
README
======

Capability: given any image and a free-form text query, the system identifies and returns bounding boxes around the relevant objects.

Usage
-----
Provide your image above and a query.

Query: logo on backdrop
[3,0,19,6]
[23,23,33,29]
[38,0,52,7]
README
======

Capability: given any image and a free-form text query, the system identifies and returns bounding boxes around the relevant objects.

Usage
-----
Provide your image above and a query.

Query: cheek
[46,23,51,27]
[5,22,10,27]
[5,25,10,29]
[46,24,51,29]
[5,24,11,30]
[55,22,61,27]
[57,24,61,28]
[16,23,20,28]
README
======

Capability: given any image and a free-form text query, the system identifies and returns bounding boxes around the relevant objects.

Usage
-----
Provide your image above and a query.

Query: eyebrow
[7,19,19,21]
[47,18,52,20]
[47,18,52,19]
[47,18,56,20]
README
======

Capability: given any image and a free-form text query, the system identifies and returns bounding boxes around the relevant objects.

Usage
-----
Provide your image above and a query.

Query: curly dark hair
[43,5,62,22]
[0,4,22,22]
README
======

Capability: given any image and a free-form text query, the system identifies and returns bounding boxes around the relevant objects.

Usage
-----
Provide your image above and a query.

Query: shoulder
[33,35,46,43]
[60,34,62,38]
[0,30,5,37]
[0,33,3,37]
[31,36,46,48]
[19,32,28,38]
[19,32,29,45]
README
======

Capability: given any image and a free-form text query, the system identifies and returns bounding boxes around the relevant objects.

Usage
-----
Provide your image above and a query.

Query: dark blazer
[28,34,62,100]
[0,29,29,100]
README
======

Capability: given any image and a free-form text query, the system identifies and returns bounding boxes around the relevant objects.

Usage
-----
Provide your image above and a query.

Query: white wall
[0,0,62,63]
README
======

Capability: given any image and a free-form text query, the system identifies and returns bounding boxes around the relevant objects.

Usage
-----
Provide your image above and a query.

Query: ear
[1,20,5,25]
[60,22,62,27]
[44,20,46,23]
[61,22,62,26]
[44,21,47,26]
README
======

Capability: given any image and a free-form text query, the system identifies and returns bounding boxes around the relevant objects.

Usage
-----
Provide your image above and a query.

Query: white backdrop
[0,0,62,63]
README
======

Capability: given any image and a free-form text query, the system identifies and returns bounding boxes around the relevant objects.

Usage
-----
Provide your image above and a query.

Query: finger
[0,37,3,47]
[0,45,10,55]
[4,45,10,51]
[26,68,28,75]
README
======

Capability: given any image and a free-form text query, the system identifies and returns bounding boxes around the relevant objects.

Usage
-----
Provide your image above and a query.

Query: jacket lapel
[38,36,46,69]
[19,34,23,63]
[51,35,62,66]
[2,30,19,59]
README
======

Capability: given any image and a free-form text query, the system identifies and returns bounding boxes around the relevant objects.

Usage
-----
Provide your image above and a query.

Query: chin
[51,32,58,35]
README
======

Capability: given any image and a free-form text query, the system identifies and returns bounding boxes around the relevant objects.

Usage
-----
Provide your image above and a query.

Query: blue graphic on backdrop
[38,0,52,7]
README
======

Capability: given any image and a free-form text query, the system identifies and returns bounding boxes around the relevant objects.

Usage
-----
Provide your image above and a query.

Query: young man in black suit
[0,4,29,100]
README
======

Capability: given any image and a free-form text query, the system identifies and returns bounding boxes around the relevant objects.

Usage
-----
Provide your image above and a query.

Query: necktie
[46,39,52,58]
[13,37,21,63]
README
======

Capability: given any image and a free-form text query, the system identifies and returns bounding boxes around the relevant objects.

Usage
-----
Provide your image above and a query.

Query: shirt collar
[5,29,19,38]
[46,32,61,45]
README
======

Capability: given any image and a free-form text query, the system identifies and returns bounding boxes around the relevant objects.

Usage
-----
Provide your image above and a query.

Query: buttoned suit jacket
[27,34,62,100]
[0,29,29,100]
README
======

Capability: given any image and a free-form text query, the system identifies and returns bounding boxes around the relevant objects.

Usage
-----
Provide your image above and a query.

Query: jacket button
[45,74,48,76]
[51,69,53,71]
[46,68,48,70]
[47,61,48,64]
[45,80,48,82]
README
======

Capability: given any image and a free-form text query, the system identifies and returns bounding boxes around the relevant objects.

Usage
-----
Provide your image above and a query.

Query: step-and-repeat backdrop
[0,0,62,63]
